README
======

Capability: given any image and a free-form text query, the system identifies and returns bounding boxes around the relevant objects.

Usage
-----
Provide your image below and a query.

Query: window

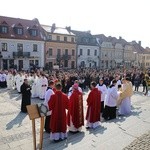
[94,50,97,56]
[47,35,52,40]
[80,49,83,55]
[33,44,38,51]
[71,37,74,42]
[31,29,37,36]
[1,26,8,33]
[49,48,53,56]
[71,61,75,69]
[57,49,61,55]
[65,49,68,55]
[64,37,67,42]
[72,49,75,56]
[17,28,23,35]
[49,62,53,68]
[35,60,39,66]
[64,60,68,67]
[3,59,8,70]
[29,60,34,66]
[17,43,23,52]
[87,49,90,55]
[2,43,7,51]
[57,36,60,41]
[9,59,14,68]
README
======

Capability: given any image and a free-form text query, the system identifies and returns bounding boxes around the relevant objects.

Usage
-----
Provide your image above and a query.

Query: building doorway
[71,61,75,69]
[3,59,8,70]
[18,60,23,71]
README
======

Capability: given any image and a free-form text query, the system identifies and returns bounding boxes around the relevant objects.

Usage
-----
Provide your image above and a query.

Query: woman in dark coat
[20,79,31,113]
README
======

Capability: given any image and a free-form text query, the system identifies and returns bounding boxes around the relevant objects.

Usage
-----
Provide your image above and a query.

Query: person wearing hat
[48,82,69,141]
[96,78,107,116]
[67,83,84,133]
[68,80,82,97]
[86,81,101,129]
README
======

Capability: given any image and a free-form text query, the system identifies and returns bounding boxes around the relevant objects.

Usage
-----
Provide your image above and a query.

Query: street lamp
[0,52,3,70]
[133,51,137,67]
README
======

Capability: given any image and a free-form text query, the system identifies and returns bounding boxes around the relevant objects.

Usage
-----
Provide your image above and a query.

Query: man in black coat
[20,79,31,113]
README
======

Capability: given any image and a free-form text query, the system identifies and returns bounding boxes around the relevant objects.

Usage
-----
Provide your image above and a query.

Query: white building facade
[0,16,45,71]
[77,45,99,68]
[0,38,44,70]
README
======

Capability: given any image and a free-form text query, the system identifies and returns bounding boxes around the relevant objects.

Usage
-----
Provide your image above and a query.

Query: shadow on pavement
[6,111,27,130]
[42,131,85,150]
[87,125,107,135]
[8,89,22,101]
[131,106,142,117]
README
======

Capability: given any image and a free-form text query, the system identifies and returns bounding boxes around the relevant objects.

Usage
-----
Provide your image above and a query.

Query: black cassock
[20,83,31,113]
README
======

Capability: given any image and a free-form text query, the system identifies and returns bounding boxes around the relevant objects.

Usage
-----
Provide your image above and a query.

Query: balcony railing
[56,54,71,61]
[13,52,30,58]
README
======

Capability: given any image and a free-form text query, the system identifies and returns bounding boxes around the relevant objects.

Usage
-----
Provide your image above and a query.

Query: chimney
[119,36,122,40]
[87,30,91,34]
[66,26,71,32]
[51,23,56,33]
[138,41,141,46]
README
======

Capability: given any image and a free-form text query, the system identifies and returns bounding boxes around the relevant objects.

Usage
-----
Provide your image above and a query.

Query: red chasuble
[67,90,84,128]
[48,91,69,133]
[86,88,101,123]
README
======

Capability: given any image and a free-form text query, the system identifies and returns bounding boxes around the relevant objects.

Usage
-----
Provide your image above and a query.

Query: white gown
[6,73,13,89]
[39,77,48,99]
[31,76,38,98]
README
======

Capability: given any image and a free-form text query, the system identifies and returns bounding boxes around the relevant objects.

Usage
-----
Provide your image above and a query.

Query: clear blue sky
[0,0,150,48]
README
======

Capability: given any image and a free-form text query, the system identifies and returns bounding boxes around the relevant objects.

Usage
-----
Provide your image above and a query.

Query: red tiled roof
[0,16,45,41]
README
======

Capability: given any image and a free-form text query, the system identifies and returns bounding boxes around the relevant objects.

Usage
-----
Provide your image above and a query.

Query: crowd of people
[0,68,150,141]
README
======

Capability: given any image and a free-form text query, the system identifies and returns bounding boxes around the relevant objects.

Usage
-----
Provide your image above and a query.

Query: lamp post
[122,48,125,68]
[133,51,137,67]
[0,52,3,70]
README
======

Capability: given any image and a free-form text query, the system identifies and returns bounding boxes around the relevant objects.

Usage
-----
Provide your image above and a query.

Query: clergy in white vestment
[31,74,38,98]
[39,74,48,100]
[44,80,55,133]
[1,72,7,88]
[6,71,13,89]
[96,78,107,115]
[36,75,41,98]
[111,75,122,89]
[16,73,24,93]
[103,79,118,120]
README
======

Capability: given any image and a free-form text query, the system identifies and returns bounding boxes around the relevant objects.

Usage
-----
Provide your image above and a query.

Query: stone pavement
[124,131,150,150]
[0,87,150,150]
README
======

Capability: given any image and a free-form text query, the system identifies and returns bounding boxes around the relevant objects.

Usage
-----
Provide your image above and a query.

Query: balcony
[56,54,71,61]
[62,54,71,60]
[13,52,30,58]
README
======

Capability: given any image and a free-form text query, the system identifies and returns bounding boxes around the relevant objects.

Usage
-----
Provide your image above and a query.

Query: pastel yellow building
[42,24,76,70]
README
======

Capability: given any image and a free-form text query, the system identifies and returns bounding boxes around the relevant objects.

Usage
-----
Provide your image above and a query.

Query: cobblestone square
[0,88,150,150]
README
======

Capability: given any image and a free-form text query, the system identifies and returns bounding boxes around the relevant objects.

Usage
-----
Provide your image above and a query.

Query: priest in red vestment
[67,83,84,133]
[86,81,101,129]
[48,82,69,141]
